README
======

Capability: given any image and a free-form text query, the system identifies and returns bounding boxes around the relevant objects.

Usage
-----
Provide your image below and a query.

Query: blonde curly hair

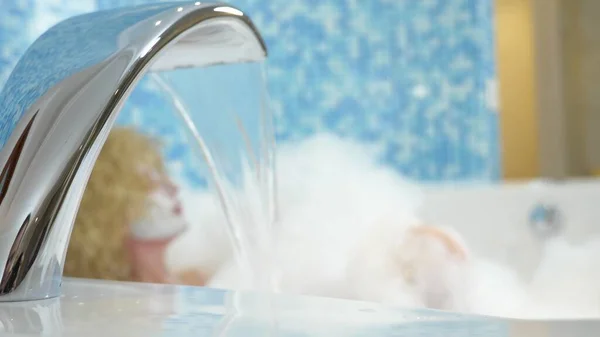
[64,127,165,281]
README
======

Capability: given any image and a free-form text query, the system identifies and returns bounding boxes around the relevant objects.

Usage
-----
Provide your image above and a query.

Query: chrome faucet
[0,2,267,301]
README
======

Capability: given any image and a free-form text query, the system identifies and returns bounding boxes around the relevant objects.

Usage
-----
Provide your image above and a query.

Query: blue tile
[0,0,500,184]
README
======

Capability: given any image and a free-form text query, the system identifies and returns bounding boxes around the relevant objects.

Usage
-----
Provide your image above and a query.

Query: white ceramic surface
[0,278,511,336]
[1,278,599,336]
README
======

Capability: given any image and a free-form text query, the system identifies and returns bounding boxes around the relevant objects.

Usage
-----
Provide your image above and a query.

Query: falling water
[150,62,279,294]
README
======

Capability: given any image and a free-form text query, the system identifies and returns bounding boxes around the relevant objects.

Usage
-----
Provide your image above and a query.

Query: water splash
[150,62,279,293]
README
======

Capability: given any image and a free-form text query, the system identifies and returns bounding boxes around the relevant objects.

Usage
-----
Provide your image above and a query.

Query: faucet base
[0,259,63,302]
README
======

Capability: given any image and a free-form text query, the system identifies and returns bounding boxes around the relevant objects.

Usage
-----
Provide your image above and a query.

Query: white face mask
[129,180,189,240]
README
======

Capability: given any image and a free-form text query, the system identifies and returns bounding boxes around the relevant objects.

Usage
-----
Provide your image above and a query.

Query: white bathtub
[169,173,600,322]
[420,178,600,282]
[5,178,592,335]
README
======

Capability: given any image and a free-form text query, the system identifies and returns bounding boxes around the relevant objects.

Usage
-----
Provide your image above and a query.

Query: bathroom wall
[0,0,500,186]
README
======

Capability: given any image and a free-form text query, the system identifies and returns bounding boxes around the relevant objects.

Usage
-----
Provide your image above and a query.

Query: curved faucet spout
[0,2,267,301]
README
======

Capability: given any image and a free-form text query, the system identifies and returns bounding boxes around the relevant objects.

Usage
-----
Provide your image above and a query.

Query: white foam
[457,237,600,319]
[167,132,600,320]
[524,237,600,318]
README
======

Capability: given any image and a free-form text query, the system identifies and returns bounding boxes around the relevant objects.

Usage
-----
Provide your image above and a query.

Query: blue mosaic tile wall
[0,0,500,186]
